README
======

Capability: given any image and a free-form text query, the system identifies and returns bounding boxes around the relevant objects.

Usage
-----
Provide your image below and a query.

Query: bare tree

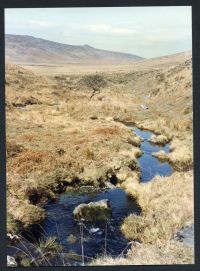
[81,74,107,99]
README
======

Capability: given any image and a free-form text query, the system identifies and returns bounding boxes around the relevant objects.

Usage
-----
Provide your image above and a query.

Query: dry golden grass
[121,171,193,242]
[92,170,194,265]
[91,240,194,265]
[149,134,169,145]
[8,150,55,175]
[21,51,191,76]
[6,66,143,230]
[152,136,193,171]
[6,52,193,264]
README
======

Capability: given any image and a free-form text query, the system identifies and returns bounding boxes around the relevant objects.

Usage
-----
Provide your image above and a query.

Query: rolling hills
[5,34,144,65]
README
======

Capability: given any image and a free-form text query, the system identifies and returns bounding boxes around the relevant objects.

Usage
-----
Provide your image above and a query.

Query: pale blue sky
[5,7,192,58]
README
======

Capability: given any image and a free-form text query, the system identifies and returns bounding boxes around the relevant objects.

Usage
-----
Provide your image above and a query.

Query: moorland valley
[6,34,193,266]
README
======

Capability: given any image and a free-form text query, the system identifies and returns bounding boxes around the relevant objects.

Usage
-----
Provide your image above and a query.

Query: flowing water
[42,188,140,265]
[133,127,173,182]
[8,126,173,266]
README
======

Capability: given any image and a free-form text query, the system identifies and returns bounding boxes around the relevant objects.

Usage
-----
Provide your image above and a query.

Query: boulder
[73,199,112,222]
[141,104,148,110]
[7,256,17,267]
[104,181,116,189]
[174,224,194,248]
[7,233,20,241]
[89,227,100,234]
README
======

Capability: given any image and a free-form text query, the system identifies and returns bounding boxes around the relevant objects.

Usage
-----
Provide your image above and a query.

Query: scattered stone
[56,148,65,156]
[90,115,98,120]
[89,227,100,234]
[129,240,142,247]
[12,96,42,108]
[80,185,95,189]
[113,163,121,170]
[7,233,20,241]
[140,104,149,110]
[7,256,17,267]
[77,222,86,227]
[73,199,112,222]
[174,224,194,248]
[104,181,116,189]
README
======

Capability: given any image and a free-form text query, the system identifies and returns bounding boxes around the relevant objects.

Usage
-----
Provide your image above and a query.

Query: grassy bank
[92,171,194,265]
[92,240,194,265]
[6,65,143,232]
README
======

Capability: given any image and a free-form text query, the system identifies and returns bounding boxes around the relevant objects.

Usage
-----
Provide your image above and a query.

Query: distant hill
[5,34,144,65]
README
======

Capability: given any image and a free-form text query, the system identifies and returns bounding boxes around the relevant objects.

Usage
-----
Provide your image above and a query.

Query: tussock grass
[153,136,193,171]
[7,197,46,230]
[9,235,65,267]
[118,171,194,264]
[152,150,168,161]
[91,240,194,265]
[121,171,193,242]
[168,138,193,170]
[149,134,169,145]
[6,141,24,158]
[92,171,194,265]
[137,116,193,171]
[6,77,141,230]
[8,150,56,175]
[38,236,63,252]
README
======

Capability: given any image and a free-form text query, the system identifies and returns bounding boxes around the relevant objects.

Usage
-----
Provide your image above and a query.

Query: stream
[134,127,173,182]
[8,127,173,266]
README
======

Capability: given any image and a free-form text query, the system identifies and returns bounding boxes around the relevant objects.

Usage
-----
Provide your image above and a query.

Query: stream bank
[7,126,173,266]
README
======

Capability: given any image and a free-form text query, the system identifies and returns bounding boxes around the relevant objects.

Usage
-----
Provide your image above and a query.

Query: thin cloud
[66,23,137,36]
[28,20,56,28]
[86,24,136,35]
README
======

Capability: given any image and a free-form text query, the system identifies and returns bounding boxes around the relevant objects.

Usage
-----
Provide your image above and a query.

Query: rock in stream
[73,199,112,222]
[7,255,18,267]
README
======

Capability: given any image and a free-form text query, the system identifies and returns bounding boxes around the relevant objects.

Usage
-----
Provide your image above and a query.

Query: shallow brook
[42,188,141,265]
[133,127,173,182]
[8,127,173,266]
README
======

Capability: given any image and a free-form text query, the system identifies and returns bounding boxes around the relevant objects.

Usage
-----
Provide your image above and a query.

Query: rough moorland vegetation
[6,52,193,265]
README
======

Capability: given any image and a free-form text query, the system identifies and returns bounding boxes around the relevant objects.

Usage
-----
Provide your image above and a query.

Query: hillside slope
[5,34,144,65]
